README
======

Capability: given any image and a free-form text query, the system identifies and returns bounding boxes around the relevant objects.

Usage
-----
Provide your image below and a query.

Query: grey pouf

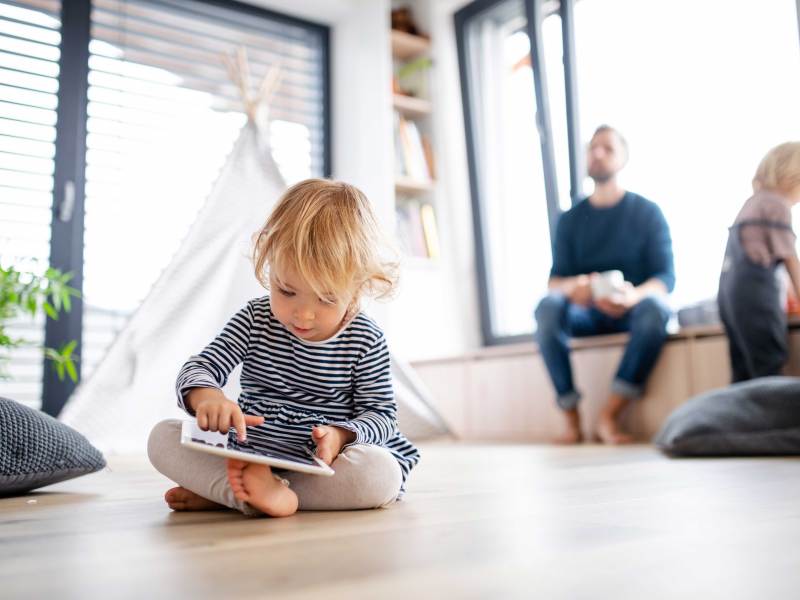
[0,396,106,496]
[655,376,800,456]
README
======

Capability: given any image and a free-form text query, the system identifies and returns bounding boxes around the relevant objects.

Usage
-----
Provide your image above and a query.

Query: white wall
[384,0,481,361]
[247,0,482,361]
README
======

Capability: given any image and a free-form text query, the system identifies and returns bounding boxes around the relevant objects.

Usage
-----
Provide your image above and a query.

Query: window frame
[459,0,800,347]
[40,0,331,416]
[454,0,580,345]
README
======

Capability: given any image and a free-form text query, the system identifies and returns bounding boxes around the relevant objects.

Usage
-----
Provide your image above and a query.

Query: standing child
[718,142,800,383]
[148,179,420,517]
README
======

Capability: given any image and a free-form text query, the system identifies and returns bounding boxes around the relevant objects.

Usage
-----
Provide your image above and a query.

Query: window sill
[411,317,800,366]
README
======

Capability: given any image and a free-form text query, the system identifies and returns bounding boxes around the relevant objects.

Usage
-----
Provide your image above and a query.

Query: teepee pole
[223,47,282,123]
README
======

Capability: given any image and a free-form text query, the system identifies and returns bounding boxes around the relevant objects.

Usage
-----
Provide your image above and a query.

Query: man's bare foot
[226,459,299,517]
[164,486,225,511]
[552,408,583,444]
[595,413,634,445]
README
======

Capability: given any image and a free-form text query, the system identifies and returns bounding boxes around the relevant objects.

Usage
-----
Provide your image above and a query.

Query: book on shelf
[420,134,436,180]
[393,111,406,178]
[395,197,440,260]
[394,113,432,183]
[419,203,440,259]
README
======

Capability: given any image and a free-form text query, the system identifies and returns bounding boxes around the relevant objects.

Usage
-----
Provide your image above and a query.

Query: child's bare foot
[552,408,583,444]
[226,459,299,517]
[164,486,225,511]
[595,413,634,445]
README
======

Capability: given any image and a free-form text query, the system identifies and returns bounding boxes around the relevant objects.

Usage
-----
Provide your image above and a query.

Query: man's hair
[253,178,398,302]
[752,142,800,195]
[592,124,628,154]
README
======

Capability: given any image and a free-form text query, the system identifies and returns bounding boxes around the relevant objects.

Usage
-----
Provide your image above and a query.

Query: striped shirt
[175,295,420,492]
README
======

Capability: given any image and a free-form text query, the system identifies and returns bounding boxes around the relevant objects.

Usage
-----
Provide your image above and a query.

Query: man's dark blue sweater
[549,191,675,292]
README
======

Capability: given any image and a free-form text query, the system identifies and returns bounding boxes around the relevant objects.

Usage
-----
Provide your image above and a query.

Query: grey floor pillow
[0,397,106,496]
[655,376,800,456]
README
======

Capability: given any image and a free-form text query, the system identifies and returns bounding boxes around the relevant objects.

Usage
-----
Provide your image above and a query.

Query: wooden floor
[2,444,800,599]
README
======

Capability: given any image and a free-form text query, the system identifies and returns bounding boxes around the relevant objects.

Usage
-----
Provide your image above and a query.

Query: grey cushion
[0,397,106,496]
[655,376,800,456]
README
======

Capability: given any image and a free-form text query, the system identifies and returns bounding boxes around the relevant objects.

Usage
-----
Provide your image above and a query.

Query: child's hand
[311,425,356,465]
[187,387,264,442]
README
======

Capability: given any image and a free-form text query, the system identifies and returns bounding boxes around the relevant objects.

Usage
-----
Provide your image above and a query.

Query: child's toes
[228,475,248,499]
[226,458,246,472]
[165,487,186,504]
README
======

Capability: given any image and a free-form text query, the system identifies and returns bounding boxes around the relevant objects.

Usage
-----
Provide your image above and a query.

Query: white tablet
[180,420,334,476]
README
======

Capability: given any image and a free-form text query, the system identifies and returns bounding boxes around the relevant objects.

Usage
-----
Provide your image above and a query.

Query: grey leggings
[147,419,403,516]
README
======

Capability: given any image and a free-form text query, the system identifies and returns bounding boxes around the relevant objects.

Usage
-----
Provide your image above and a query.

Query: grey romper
[717,191,796,382]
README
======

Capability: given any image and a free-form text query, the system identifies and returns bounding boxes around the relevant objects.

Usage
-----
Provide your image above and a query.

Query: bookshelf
[390,23,440,262]
[392,94,432,117]
[395,175,434,194]
[391,28,430,60]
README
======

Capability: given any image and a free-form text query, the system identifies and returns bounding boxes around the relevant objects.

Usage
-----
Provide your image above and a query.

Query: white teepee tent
[60,123,281,452]
[60,57,449,453]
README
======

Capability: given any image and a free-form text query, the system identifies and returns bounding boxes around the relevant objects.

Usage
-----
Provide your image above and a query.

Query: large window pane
[80,0,328,380]
[575,0,800,309]
[0,0,60,409]
[458,0,556,340]
[542,11,571,211]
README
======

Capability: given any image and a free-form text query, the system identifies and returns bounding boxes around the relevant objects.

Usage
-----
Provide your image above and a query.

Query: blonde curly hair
[752,141,800,196]
[253,178,398,303]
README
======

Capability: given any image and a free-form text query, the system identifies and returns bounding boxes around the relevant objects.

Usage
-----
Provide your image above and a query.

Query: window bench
[410,322,800,442]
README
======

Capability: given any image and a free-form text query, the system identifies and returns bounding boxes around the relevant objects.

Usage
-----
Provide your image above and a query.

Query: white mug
[591,270,625,299]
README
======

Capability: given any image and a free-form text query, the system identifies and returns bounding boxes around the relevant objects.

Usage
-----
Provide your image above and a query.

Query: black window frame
[40,0,331,416]
[459,0,800,348]
[454,0,580,346]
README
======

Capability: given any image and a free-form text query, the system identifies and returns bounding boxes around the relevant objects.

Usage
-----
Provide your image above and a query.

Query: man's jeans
[534,293,671,411]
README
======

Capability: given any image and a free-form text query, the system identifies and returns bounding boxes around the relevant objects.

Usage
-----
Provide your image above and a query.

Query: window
[574,0,800,309]
[0,0,329,414]
[541,10,572,212]
[459,0,800,345]
[0,0,61,408]
[81,0,328,381]
[455,0,561,342]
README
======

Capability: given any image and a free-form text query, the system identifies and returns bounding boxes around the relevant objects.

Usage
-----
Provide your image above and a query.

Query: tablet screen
[185,423,320,466]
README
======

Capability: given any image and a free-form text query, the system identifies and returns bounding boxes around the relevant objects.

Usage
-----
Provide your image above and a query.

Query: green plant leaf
[3,261,80,383]
[65,358,77,382]
[43,301,58,320]
[62,339,77,358]
[398,56,433,79]
[50,287,62,311]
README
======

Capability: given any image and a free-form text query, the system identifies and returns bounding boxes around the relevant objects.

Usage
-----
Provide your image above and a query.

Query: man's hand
[594,282,642,319]
[186,387,264,442]
[567,274,593,306]
[311,425,356,465]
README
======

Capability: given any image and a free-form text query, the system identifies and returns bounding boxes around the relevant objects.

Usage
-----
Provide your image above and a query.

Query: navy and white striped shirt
[176,295,420,491]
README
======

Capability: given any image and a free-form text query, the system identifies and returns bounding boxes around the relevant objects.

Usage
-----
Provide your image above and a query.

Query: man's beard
[588,165,614,184]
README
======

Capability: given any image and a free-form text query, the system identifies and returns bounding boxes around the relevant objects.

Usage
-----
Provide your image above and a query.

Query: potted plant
[0,262,80,382]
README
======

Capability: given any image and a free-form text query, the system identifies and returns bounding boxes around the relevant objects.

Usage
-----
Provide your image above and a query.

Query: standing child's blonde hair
[752,142,800,196]
[253,178,398,302]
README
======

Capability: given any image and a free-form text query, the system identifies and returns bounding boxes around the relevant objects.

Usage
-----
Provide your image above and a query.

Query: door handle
[58,180,75,222]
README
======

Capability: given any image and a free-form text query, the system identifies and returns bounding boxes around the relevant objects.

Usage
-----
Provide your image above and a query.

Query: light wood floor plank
[2,444,799,599]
